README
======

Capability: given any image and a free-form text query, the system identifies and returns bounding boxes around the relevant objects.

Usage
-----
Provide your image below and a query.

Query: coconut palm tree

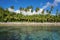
[26,6,33,12]
[56,9,59,17]
[41,9,45,22]
[49,6,54,14]
[51,6,54,11]
[25,8,28,12]
[0,7,6,22]
[46,6,54,22]
[27,6,33,9]
[41,9,44,15]
[55,9,59,22]
[19,7,24,14]
[19,7,24,11]
[35,7,40,12]
[10,6,14,9]
[28,6,33,12]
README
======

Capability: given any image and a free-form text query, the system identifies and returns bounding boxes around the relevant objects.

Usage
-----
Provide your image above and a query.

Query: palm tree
[25,8,28,12]
[46,6,54,22]
[35,7,40,12]
[27,6,33,9]
[19,7,24,11]
[28,6,33,12]
[55,9,59,22]
[0,7,5,22]
[19,7,24,14]
[51,6,54,11]
[41,9,45,22]
[56,9,59,17]
[10,6,14,9]
[49,6,54,14]
[26,6,33,12]
[41,9,44,15]
[46,9,50,22]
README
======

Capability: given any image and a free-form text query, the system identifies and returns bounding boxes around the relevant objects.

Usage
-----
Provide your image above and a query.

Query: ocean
[0,26,60,40]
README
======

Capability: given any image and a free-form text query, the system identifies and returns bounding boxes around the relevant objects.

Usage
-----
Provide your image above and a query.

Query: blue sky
[0,0,54,9]
[0,0,60,14]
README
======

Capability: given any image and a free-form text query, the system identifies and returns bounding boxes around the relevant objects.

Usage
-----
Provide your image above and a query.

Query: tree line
[0,6,60,22]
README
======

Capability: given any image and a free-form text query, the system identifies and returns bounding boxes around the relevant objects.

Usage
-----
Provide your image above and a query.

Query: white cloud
[42,2,51,9]
[42,0,60,9]
[14,9,43,15]
[53,0,60,6]
[55,0,60,2]
[14,10,20,13]
[8,8,14,12]
[36,9,43,14]
[9,0,60,15]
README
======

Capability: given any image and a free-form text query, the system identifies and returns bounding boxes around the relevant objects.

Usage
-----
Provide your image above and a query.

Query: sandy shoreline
[0,22,60,26]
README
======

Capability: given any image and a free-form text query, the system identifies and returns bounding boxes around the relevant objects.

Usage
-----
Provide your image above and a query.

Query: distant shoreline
[0,22,60,26]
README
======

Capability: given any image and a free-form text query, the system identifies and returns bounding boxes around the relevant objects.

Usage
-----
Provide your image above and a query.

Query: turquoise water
[0,26,60,40]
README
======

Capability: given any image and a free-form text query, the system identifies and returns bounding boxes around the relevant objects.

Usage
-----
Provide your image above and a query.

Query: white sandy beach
[0,22,60,26]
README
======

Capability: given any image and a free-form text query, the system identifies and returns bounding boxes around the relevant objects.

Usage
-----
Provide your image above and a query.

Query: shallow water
[0,26,60,40]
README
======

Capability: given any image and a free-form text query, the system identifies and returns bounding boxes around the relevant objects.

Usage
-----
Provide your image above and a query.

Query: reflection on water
[0,26,60,40]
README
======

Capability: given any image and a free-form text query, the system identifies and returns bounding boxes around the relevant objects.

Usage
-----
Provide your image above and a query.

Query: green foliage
[0,6,60,22]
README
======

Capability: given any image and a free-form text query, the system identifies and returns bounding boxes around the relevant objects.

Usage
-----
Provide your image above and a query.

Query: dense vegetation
[0,6,60,22]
